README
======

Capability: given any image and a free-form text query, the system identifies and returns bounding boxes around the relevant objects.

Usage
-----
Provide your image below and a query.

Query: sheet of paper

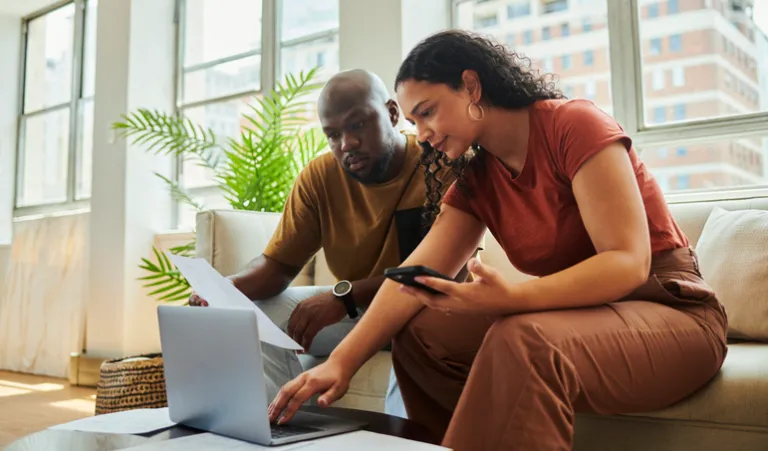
[312,430,450,450]
[49,408,176,434]
[168,254,303,350]
[124,432,315,450]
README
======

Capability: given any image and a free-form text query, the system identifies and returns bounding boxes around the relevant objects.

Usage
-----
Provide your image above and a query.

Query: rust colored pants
[392,248,728,451]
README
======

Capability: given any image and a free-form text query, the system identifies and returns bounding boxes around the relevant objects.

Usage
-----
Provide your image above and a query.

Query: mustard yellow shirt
[264,133,460,281]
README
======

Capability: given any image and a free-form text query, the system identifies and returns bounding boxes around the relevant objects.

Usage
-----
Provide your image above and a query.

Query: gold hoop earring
[468,102,485,121]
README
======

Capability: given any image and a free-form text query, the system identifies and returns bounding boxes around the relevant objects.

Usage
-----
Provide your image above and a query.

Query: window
[638,3,767,127]
[475,14,498,28]
[15,0,99,209]
[280,0,340,82]
[505,33,516,47]
[650,38,661,55]
[648,3,659,18]
[584,50,593,66]
[542,26,550,40]
[669,34,682,52]
[508,1,531,19]
[668,0,679,14]
[561,23,570,37]
[542,0,568,14]
[523,30,533,44]
[561,54,572,71]
[652,69,665,90]
[453,0,768,195]
[176,0,339,226]
[671,66,685,87]
[178,0,263,190]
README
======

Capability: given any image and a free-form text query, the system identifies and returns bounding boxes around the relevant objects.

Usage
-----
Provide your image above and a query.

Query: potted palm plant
[92,68,327,415]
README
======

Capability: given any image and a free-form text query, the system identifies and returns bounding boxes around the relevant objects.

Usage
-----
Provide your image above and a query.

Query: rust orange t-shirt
[442,99,688,278]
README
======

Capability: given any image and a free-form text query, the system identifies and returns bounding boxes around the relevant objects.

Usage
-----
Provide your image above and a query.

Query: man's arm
[229,254,303,301]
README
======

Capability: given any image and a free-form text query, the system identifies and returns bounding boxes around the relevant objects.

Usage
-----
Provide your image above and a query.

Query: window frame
[172,0,339,228]
[450,0,768,201]
[14,0,95,217]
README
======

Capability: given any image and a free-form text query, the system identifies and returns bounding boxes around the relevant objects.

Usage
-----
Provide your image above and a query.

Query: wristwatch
[332,280,359,319]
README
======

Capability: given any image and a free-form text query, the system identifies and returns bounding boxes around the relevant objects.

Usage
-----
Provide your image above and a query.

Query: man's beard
[346,149,395,185]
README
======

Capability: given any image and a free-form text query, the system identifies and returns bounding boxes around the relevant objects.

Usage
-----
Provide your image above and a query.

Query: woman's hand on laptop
[268,360,352,424]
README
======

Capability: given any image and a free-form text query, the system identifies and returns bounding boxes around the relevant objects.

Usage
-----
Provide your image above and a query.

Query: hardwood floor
[0,371,95,448]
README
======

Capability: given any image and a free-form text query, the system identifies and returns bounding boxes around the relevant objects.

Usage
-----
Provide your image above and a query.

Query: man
[190,69,476,417]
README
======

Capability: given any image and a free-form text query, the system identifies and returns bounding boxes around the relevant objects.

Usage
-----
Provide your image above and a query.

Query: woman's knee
[392,309,493,364]
[481,314,555,358]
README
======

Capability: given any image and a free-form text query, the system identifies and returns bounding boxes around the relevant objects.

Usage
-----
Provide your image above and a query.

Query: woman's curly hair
[395,29,564,230]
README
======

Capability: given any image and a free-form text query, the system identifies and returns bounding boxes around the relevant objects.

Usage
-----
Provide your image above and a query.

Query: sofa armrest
[195,209,314,286]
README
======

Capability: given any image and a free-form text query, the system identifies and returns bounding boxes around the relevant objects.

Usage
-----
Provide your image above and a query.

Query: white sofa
[196,195,768,450]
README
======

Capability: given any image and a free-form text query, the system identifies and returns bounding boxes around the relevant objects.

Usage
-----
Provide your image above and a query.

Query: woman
[268,30,728,450]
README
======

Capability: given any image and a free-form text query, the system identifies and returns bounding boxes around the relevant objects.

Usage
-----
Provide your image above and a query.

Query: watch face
[334,280,352,297]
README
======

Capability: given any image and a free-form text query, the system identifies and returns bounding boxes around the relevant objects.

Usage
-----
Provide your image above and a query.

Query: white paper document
[168,254,302,350]
[124,432,313,450]
[49,408,176,434]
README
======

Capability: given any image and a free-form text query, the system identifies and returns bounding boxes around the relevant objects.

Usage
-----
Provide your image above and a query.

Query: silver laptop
[157,305,366,446]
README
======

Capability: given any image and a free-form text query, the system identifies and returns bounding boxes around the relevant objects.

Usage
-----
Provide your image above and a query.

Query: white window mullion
[606,0,643,135]
[67,0,86,203]
[263,0,278,93]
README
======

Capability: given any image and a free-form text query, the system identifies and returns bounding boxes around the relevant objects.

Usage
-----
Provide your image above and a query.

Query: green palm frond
[137,245,192,302]
[113,109,223,171]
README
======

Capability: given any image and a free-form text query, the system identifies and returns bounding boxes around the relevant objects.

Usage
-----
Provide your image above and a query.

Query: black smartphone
[384,266,453,295]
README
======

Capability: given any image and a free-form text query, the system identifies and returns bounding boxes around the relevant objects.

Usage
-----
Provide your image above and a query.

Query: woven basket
[94,353,168,415]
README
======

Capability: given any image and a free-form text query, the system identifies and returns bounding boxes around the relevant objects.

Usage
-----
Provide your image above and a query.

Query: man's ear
[461,70,482,103]
[386,99,401,127]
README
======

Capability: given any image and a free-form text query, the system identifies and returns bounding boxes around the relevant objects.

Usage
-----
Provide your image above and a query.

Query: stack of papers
[50,409,450,450]
[49,408,176,434]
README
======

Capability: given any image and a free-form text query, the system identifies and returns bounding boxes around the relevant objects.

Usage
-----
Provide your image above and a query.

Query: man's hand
[188,277,235,307]
[287,292,347,351]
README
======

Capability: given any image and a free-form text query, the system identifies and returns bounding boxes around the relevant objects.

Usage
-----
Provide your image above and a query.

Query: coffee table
[5,406,437,450]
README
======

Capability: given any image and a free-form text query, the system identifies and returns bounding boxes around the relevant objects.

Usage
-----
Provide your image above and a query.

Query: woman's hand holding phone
[388,258,518,316]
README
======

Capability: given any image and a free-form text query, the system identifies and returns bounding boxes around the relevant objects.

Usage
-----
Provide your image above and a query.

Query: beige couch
[196,195,768,450]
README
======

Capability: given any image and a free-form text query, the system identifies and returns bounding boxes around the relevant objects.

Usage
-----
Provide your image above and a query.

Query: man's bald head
[318,69,392,117]
[317,69,405,185]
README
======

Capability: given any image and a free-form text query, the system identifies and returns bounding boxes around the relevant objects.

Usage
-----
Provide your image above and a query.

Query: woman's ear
[461,70,483,103]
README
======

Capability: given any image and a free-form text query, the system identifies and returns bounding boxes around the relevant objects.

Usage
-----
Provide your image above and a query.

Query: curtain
[0,212,88,378]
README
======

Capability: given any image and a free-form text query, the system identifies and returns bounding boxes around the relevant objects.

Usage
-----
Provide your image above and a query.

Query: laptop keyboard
[270,422,322,439]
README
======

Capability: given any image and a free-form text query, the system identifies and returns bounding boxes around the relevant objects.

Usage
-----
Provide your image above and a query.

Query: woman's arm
[411,142,652,317]
[509,142,651,312]
[328,204,486,372]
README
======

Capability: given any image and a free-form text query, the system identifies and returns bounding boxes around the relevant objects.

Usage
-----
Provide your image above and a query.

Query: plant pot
[94,353,168,415]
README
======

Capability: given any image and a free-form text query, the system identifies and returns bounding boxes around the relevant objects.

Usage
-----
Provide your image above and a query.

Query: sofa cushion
[694,207,768,341]
[625,343,768,428]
